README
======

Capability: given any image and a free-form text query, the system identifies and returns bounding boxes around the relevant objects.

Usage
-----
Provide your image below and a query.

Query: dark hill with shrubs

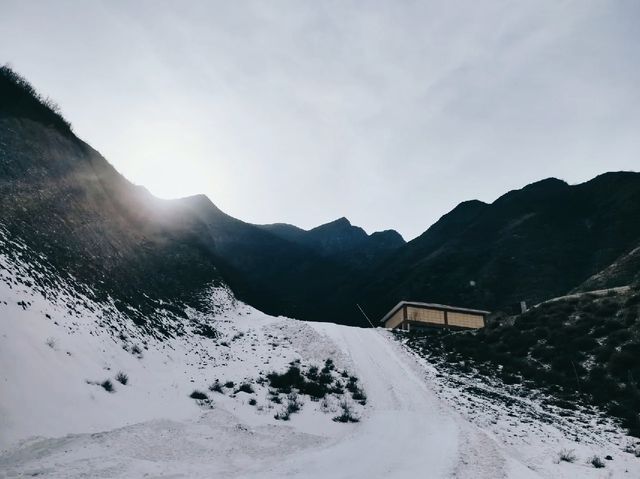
[402,285,640,437]
[0,65,399,328]
[2,64,640,331]
[352,172,640,321]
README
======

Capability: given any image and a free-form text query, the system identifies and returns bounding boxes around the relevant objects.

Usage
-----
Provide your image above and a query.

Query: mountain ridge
[2,65,640,329]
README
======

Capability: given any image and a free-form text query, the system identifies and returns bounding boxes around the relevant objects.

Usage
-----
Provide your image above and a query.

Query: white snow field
[1,236,640,478]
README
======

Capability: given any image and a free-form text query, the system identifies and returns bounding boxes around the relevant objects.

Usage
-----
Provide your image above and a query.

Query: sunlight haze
[2,0,639,239]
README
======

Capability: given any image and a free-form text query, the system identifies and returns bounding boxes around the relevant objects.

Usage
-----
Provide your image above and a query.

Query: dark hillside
[0,65,72,135]
[259,217,405,268]
[3,65,640,331]
[355,173,640,320]
[402,285,640,437]
[0,113,225,332]
[0,66,373,328]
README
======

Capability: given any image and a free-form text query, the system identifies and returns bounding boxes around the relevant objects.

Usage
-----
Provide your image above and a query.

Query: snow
[1,236,640,477]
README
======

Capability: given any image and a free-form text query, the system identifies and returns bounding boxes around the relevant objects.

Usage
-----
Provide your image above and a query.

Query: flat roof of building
[380,301,491,324]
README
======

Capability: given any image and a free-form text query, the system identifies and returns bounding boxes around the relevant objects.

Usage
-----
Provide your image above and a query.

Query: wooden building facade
[380,301,489,331]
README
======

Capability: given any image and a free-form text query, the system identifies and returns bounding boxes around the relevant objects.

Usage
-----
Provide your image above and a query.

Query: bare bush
[333,400,360,423]
[209,380,224,393]
[190,390,208,400]
[101,380,115,393]
[588,455,605,468]
[115,372,128,385]
[558,449,576,463]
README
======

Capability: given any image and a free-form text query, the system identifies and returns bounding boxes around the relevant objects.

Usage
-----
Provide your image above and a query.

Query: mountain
[3,65,640,331]
[259,217,405,266]
[4,230,636,474]
[0,68,230,334]
[352,173,640,320]
[0,66,390,328]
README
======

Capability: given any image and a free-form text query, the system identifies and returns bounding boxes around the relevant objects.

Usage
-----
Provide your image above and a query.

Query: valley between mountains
[2,66,640,478]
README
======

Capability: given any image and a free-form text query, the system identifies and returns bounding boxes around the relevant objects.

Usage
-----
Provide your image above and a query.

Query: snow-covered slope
[1,236,639,478]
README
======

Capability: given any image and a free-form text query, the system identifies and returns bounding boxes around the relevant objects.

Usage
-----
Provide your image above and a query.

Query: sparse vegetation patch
[115,372,128,385]
[589,455,605,468]
[558,448,576,463]
[101,379,115,393]
[236,382,255,394]
[190,390,208,401]
[333,400,360,423]
[209,380,224,393]
[400,287,640,437]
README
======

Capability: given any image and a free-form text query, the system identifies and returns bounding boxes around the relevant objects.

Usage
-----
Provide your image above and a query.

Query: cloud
[1,0,639,239]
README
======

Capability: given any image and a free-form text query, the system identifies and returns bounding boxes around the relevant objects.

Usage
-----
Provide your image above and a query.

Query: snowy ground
[1,238,640,477]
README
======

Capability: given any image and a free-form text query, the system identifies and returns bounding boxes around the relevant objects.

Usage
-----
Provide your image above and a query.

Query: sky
[1,1,639,240]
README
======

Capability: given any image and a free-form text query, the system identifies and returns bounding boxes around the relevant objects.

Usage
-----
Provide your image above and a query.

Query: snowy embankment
[1,236,639,478]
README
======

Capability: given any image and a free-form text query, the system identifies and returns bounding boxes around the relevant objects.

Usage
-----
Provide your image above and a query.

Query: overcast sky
[2,1,639,239]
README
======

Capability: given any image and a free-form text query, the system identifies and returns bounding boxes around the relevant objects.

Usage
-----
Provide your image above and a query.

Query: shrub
[286,392,303,414]
[502,374,521,385]
[115,372,128,385]
[236,382,255,394]
[194,324,218,339]
[331,382,345,395]
[267,365,306,393]
[189,390,208,400]
[0,65,72,133]
[609,350,637,378]
[322,358,335,373]
[348,382,367,404]
[249,398,257,406]
[209,380,224,393]
[320,397,334,413]
[558,448,576,463]
[131,344,143,355]
[273,393,303,420]
[303,380,331,399]
[307,366,319,381]
[333,400,359,423]
[101,380,115,393]
[224,381,235,389]
[274,409,290,421]
[45,337,56,349]
[589,455,605,468]
[346,376,361,394]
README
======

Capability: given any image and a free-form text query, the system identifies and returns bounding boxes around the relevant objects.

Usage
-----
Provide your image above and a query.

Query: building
[380,301,489,331]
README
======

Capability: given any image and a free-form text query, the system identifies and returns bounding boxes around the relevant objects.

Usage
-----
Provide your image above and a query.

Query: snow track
[292,323,538,479]
[1,317,536,478]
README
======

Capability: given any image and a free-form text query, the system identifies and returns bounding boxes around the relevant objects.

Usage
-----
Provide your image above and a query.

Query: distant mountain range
[353,172,640,321]
[2,65,640,328]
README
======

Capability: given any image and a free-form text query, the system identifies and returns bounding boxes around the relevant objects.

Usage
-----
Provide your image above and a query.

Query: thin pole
[356,303,376,328]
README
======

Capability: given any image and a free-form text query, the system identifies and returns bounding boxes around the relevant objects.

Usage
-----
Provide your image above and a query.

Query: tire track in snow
[253,322,460,479]
[302,324,539,479]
